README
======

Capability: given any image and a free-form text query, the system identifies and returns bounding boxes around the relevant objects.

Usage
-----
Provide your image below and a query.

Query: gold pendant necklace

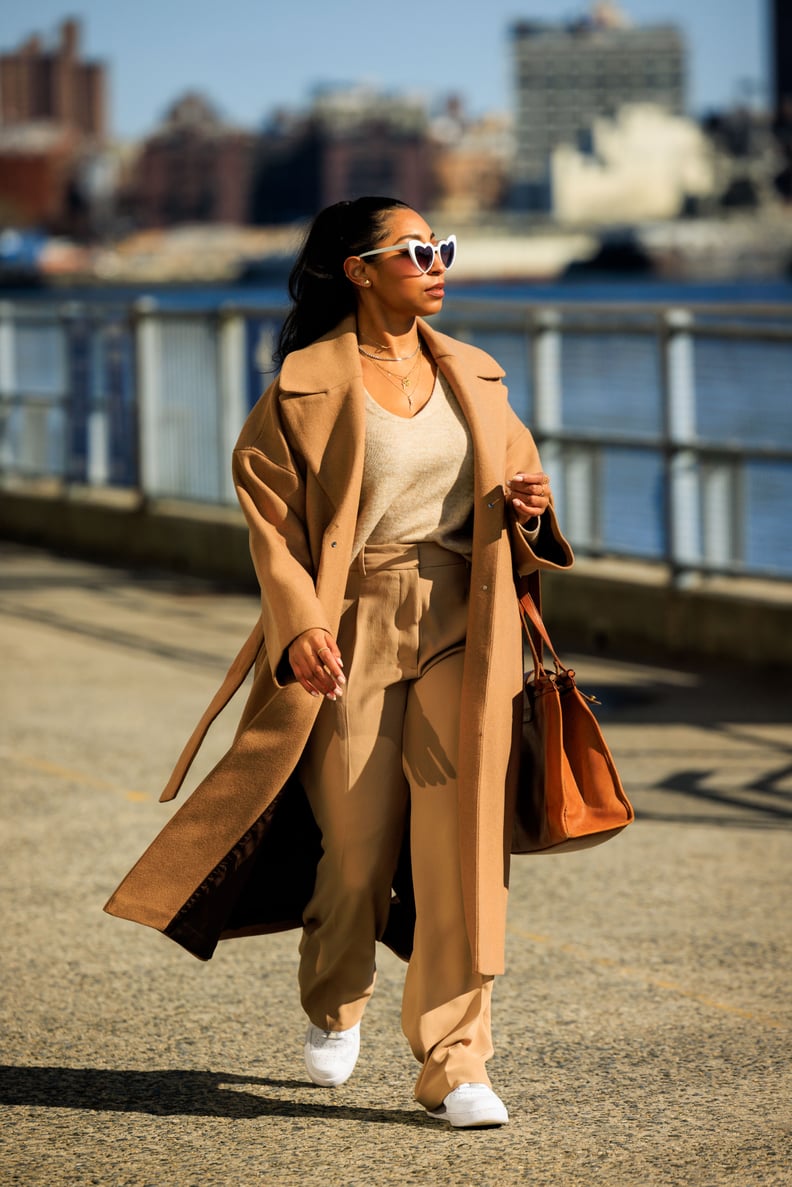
[368,348,423,395]
[366,351,426,412]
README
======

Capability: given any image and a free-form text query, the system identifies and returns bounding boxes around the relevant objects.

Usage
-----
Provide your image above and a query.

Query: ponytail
[274,196,408,366]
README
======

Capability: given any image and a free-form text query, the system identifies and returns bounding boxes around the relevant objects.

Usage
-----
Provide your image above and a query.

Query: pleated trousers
[297,541,495,1109]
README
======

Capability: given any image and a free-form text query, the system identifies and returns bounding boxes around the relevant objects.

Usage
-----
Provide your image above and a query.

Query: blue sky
[0,1,770,138]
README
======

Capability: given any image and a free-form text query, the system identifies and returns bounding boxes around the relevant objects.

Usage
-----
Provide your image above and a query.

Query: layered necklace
[358,336,427,412]
[357,339,421,363]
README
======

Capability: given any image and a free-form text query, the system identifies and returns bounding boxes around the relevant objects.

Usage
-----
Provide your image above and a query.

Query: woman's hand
[288,629,346,700]
[506,472,551,525]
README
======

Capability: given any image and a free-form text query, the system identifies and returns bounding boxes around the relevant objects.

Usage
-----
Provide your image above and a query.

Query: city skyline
[0,0,769,141]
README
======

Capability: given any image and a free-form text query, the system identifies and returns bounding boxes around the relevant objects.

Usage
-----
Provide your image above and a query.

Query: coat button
[487,501,497,509]
[330,541,338,548]
[481,584,488,591]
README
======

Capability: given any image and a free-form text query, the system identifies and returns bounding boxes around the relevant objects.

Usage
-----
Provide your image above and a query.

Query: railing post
[701,457,743,569]
[0,301,13,395]
[565,445,600,550]
[86,318,110,486]
[532,309,562,431]
[532,309,565,521]
[218,309,248,504]
[61,302,110,487]
[0,301,14,478]
[663,308,701,585]
[134,298,162,500]
[60,302,89,484]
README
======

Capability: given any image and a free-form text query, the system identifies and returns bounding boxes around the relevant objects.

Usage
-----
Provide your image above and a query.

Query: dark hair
[274,196,409,366]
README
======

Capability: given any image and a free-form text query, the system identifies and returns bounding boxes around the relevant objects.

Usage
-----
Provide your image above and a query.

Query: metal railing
[1,295,790,583]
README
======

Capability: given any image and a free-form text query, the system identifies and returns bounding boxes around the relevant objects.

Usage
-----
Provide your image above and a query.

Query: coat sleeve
[232,380,332,685]
[504,404,574,576]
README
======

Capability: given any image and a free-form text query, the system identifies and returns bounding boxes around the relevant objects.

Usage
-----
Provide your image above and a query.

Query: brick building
[250,87,435,224]
[0,19,107,231]
[430,98,513,217]
[126,93,255,227]
[0,18,105,137]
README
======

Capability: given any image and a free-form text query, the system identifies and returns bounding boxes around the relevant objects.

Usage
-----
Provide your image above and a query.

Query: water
[462,279,792,576]
[4,275,792,309]
[3,276,791,577]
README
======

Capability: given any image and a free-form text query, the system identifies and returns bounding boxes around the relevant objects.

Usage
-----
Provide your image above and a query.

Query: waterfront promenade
[1,542,790,1186]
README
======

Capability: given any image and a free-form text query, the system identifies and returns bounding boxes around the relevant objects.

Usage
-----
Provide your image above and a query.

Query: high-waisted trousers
[297,541,494,1109]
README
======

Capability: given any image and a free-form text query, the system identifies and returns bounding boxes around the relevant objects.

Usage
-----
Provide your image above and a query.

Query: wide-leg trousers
[296,542,495,1109]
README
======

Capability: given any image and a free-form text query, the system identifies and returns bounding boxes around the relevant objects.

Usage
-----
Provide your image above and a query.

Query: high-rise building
[127,93,255,228]
[0,19,107,232]
[771,0,792,199]
[250,87,435,224]
[772,0,792,116]
[511,3,685,208]
[0,18,105,139]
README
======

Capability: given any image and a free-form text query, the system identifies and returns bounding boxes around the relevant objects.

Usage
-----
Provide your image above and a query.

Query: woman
[105,196,573,1128]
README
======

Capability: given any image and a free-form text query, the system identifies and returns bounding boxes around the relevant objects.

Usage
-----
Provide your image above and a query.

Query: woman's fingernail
[337,673,346,685]
[337,658,344,667]
[310,690,320,697]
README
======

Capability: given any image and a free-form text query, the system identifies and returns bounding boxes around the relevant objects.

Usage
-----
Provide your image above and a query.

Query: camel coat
[104,315,573,976]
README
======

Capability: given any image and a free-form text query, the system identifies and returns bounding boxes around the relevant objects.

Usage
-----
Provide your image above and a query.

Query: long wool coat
[104,315,573,976]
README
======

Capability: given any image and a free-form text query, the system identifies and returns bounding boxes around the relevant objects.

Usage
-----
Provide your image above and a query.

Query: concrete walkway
[1,543,790,1187]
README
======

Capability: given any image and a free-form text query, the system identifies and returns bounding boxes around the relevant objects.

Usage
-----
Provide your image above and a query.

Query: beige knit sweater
[353,372,475,559]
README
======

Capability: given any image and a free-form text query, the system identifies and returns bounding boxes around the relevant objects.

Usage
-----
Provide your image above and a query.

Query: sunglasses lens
[412,243,434,272]
[439,238,455,269]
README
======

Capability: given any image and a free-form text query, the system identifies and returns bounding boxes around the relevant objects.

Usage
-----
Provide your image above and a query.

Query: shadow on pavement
[0,1065,429,1127]
[583,670,792,831]
[592,673,791,727]
[635,786,792,828]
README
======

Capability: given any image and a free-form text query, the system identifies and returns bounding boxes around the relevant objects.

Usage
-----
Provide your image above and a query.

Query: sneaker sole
[303,1051,357,1087]
[427,1107,509,1128]
[303,1026,360,1087]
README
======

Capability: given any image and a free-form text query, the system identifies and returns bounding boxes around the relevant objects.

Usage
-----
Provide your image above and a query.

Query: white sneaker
[303,1022,361,1087]
[427,1082,509,1128]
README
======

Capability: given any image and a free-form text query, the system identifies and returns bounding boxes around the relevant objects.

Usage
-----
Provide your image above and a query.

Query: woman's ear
[343,257,372,288]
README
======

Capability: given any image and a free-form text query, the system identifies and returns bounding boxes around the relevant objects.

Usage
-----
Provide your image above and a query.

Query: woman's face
[351,207,451,320]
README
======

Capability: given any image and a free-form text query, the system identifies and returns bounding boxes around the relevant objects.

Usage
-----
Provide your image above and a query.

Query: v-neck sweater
[352,372,475,560]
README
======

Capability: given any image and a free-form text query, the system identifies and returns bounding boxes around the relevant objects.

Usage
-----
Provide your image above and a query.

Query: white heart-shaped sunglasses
[358,234,457,274]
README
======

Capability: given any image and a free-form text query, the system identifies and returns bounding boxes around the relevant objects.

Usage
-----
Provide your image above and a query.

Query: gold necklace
[367,352,428,411]
[367,349,423,394]
[358,340,421,362]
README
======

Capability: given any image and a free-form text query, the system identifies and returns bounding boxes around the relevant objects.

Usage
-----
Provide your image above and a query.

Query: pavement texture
[0,541,790,1187]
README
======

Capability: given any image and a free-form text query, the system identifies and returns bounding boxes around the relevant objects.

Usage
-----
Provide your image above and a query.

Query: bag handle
[515,571,544,664]
[518,588,566,673]
[518,587,601,706]
[520,607,544,682]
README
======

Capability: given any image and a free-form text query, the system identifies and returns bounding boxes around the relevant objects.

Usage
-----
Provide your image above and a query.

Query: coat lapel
[278,317,367,536]
[419,320,508,549]
[275,316,509,540]
[276,316,508,530]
